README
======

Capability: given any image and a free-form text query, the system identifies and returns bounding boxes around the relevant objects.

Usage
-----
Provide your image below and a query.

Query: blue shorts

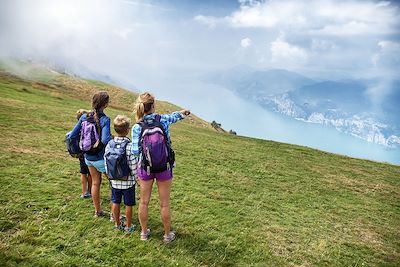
[79,158,89,174]
[111,186,136,206]
[84,158,106,173]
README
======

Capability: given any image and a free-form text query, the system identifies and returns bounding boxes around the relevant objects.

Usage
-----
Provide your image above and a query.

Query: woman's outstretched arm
[160,110,190,126]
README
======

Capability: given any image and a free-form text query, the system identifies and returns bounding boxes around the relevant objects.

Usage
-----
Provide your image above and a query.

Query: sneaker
[94,210,109,218]
[163,231,176,243]
[125,225,136,234]
[140,229,151,241]
[80,192,91,199]
[113,224,124,231]
[110,214,126,223]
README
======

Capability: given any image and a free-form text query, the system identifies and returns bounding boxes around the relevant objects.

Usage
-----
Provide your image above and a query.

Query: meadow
[0,65,399,266]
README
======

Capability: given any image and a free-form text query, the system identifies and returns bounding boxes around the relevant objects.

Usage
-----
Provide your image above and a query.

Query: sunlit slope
[0,60,210,129]
[0,69,399,266]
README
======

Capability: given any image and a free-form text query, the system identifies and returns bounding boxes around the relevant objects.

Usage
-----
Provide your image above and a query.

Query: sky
[1,0,400,163]
[1,0,399,82]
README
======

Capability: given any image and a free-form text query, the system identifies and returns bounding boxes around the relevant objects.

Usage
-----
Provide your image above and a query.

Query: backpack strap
[96,112,105,139]
[154,115,170,144]
[138,114,170,146]
[120,137,130,147]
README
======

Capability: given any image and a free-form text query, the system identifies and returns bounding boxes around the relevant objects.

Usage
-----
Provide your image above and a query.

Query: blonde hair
[113,115,131,135]
[76,109,89,120]
[133,92,155,122]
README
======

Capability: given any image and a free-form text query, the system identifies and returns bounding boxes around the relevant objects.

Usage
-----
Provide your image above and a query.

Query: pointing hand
[181,109,191,116]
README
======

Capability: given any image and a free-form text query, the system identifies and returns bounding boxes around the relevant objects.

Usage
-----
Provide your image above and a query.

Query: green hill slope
[0,66,399,266]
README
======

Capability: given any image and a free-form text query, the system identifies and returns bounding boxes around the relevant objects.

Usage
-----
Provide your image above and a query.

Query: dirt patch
[357,227,383,249]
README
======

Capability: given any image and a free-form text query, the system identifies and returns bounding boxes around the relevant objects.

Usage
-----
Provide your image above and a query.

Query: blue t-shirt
[69,111,112,161]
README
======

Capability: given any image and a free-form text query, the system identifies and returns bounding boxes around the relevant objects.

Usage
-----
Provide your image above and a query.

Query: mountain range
[206,65,400,149]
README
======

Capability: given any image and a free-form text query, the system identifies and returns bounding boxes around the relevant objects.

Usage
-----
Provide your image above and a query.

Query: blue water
[155,80,400,165]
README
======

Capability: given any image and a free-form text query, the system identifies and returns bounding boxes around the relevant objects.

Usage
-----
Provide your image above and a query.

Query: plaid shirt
[105,137,137,189]
[131,112,185,156]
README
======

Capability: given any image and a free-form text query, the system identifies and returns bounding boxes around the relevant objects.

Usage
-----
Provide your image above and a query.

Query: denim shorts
[111,186,135,206]
[84,158,106,173]
[137,168,173,181]
[79,158,89,174]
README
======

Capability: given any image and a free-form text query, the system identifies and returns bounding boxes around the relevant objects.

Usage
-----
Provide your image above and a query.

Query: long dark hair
[91,91,109,131]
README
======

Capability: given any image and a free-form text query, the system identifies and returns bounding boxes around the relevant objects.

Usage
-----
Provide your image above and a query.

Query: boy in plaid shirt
[105,115,137,233]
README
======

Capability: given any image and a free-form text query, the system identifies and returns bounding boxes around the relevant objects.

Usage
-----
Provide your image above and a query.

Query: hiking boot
[163,231,176,243]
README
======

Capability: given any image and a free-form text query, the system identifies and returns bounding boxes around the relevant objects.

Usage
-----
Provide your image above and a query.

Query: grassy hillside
[0,65,399,266]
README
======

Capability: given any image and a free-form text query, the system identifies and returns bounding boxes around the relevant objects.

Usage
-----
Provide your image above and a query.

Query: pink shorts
[137,168,173,181]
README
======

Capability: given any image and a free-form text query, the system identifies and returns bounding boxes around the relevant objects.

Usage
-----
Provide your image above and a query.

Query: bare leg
[157,179,172,236]
[88,166,102,213]
[87,174,92,193]
[80,173,88,195]
[109,189,113,220]
[112,204,121,226]
[139,179,154,233]
[125,206,133,228]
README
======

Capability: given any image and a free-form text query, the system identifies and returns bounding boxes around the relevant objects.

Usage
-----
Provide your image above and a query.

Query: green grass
[0,70,399,266]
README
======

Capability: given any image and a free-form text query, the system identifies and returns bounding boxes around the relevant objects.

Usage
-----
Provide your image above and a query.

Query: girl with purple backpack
[132,92,190,242]
[69,91,112,217]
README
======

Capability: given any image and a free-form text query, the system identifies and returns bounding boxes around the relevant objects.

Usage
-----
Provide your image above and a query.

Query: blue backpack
[104,139,130,180]
[65,131,83,158]
[139,115,175,174]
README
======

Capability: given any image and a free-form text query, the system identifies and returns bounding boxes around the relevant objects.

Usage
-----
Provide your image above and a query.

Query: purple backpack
[79,113,101,153]
[139,115,174,174]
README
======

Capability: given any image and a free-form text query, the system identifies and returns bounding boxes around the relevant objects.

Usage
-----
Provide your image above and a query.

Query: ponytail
[91,91,109,136]
[93,109,101,131]
[136,102,145,122]
[134,92,155,122]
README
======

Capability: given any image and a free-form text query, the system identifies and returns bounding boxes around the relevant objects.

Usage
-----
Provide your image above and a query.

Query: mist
[148,75,400,165]
[1,0,399,164]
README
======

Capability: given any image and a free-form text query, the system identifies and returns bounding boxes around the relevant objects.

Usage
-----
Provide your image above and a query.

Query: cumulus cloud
[270,34,308,68]
[192,0,400,77]
[231,0,308,29]
[240,37,252,48]
[195,0,400,36]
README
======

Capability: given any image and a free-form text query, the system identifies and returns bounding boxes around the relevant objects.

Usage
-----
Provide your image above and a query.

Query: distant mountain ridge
[207,66,400,148]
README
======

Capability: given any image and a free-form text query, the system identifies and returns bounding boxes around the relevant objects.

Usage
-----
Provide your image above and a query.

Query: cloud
[195,0,400,36]
[372,40,400,74]
[270,34,308,68]
[115,27,133,40]
[311,39,337,51]
[230,1,308,29]
[193,15,220,29]
[240,37,252,48]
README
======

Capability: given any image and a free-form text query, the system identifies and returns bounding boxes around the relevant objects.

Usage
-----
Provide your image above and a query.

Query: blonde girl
[131,92,190,242]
